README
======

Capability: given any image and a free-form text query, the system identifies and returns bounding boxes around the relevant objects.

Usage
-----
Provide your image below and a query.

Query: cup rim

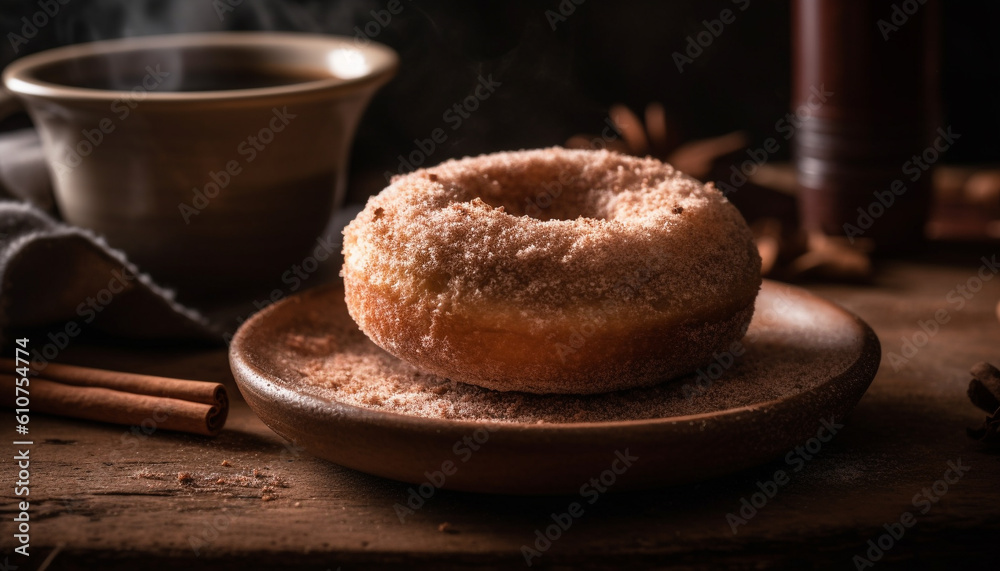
[2,31,398,102]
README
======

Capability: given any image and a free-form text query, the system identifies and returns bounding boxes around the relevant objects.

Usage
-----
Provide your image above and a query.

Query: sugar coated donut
[342,148,761,394]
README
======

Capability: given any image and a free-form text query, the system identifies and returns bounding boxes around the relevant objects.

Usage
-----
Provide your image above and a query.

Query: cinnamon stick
[966,362,1000,444]
[2,360,228,436]
[752,218,782,276]
[609,104,650,155]
[968,362,1000,414]
[644,102,669,157]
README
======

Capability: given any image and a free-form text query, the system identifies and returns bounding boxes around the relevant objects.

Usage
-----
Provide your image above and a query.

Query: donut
[341,148,761,394]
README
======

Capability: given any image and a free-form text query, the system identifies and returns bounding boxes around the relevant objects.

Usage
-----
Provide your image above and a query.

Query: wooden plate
[230,280,880,494]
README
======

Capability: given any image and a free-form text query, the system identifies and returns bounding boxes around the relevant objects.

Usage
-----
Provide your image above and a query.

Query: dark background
[1,0,998,202]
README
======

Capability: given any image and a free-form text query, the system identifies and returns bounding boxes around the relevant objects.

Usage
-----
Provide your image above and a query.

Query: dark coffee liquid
[32,44,340,91]
[64,67,329,91]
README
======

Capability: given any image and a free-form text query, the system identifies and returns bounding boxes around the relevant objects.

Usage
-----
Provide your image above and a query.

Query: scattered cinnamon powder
[272,284,861,424]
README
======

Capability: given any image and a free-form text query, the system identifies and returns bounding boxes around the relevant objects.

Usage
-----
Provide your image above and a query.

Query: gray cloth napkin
[0,129,55,211]
[0,129,219,346]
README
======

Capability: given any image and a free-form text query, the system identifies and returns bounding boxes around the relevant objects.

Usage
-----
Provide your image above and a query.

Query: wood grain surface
[3,254,1000,570]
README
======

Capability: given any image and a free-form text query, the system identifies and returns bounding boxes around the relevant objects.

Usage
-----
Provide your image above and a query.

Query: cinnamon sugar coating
[342,148,761,394]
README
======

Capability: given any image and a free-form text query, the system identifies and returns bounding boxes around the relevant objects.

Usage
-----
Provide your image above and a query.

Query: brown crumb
[294,501,301,507]
[252,468,264,478]
[261,486,278,501]
[177,472,194,484]
[438,522,457,534]
[220,460,231,467]
[207,472,287,491]
[672,206,683,214]
[231,475,252,486]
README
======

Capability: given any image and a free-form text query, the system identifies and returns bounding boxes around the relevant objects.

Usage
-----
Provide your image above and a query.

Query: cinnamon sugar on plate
[273,283,862,425]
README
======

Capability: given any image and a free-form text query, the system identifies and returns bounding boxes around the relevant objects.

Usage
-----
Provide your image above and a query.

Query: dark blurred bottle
[793,0,940,252]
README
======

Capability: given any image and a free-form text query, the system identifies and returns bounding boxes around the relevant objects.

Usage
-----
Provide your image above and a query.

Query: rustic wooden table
[4,253,1000,570]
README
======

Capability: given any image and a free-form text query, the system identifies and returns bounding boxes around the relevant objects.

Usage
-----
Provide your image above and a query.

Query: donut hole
[437,154,687,223]
[454,170,609,222]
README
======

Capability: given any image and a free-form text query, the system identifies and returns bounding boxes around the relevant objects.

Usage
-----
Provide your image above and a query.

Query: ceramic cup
[1,32,397,294]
